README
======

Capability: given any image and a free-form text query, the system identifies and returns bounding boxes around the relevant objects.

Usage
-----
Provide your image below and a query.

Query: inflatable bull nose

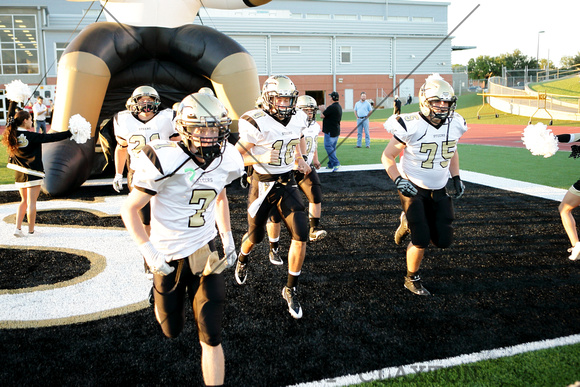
[44,0,269,196]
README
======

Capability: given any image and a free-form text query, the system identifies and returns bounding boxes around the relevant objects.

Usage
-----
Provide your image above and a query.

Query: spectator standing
[393,95,402,115]
[321,91,342,171]
[354,91,372,148]
[46,99,54,124]
[32,96,48,134]
[405,94,413,106]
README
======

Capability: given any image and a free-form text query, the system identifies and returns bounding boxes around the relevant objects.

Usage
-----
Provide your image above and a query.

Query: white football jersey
[385,112,468,190]
[131,140,244,259]
[301,120,321,165]
[238,109,308,175]
[114,108,176,171]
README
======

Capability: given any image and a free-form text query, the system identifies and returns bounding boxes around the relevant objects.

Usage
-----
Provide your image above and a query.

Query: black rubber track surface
[1,170,579,386]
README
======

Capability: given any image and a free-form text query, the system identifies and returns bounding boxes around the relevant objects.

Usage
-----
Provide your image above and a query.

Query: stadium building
[0,0,452,124]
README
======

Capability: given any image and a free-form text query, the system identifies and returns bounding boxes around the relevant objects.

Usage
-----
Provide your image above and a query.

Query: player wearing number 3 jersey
[382,74,468,296]
[121,91,244,386]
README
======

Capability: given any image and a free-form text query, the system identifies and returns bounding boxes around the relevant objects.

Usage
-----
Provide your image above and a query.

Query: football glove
[138,242,174,276]
[451,175,465,199]
[220,231,237,268]
[394,176,417,197]
[112,173,124,193]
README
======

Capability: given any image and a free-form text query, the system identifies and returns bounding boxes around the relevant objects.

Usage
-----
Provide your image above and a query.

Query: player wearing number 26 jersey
[113,86,178,235]
[383,74,468,297]
[114,108,175,171]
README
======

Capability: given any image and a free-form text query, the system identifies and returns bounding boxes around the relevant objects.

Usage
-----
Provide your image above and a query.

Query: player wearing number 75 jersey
[121,91,244,386]
[382,74,468,296]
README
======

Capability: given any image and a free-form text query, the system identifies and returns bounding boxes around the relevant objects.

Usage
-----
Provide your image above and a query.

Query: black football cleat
[394,211,410,245]
[404,275,431,296]
[282,286,303,319]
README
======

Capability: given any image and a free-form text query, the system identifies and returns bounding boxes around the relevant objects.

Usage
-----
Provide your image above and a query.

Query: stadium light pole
[536,30,545,67]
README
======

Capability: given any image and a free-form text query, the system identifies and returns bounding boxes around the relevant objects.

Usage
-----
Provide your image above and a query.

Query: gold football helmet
[174,90,231,163]
[419,74,457,121]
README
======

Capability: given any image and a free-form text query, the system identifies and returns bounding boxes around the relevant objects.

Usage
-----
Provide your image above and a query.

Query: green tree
[561,52,580,68]
[497,49,537,69]
[467,55,502,79]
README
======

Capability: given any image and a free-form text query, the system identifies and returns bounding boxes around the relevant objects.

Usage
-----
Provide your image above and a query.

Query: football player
[234,75,311,319]
[382,74,468,296]
[113,86,178,236]
[266,95,327,266]
[121,91,244,386]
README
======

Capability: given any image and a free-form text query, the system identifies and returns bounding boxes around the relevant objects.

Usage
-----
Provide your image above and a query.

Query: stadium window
[0,14,39,75]
[361,15,384,21]
[278,45,301,54]
[335,14,357,20]
[305,14,331,19]
[340,46,352,64]
[412,17,434,23]
[55,42,68,65]
[387,16,410,22]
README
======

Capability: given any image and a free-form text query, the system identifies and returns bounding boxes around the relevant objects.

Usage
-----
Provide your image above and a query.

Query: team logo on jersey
[17,133,29,148]
[184,167,196,182]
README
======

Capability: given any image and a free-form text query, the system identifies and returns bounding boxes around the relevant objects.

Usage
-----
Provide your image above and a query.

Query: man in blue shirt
[354,92,372,148]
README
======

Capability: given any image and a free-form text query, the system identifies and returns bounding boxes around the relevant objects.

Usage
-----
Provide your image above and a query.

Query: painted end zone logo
[0,195,150,329]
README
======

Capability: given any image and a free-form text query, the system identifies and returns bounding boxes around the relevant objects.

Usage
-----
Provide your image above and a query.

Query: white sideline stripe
[290,334,580,387]
[318,164,567,202]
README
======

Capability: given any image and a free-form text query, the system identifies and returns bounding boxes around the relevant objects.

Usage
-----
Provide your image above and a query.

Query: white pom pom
[4,80,31,104]
[521,123,559,158]
[68,114,92,144]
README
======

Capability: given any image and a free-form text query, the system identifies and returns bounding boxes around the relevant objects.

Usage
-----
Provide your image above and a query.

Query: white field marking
[319,164,567,202]
[0,194,151,328]
[294,165,571,387]
[290,334,580,387]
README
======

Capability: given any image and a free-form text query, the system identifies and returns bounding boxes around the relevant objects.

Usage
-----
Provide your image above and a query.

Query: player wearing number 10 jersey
[234,75,312,319]
[382,74,468,296]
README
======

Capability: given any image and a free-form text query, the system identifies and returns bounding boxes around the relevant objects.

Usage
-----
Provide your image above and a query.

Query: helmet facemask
[129,86,161,115]
[261,75,299,120]
[175,92,231,164]
[296,95,318,126]
[419,75,457,123]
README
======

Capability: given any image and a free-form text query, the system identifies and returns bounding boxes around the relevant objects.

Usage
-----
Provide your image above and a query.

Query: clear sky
[427,0,580,67]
